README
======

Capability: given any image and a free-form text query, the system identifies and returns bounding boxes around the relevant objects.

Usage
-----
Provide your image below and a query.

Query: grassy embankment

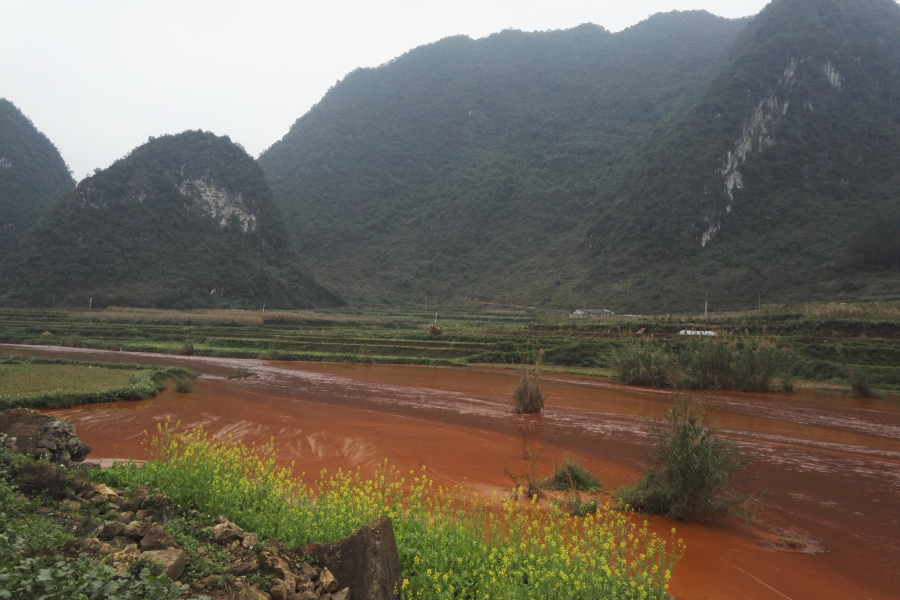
[0,354,197,409]
[0,300,898,390]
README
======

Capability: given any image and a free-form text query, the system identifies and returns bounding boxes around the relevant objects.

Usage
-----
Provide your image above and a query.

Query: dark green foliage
[0,99,75,257]
[848,368,881,398]
[542,459,602,493]
[1,131,341,310]
[259,0,900,311]
[174,377,193,393]
[596,0,900,312]
[619,399,759,522]
[610,337,783,392]
[0,448,181,599]
[258,12,748,307]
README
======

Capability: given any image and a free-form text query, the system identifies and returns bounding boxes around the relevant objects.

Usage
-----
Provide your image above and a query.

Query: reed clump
[848,369,882,398]
[610,337,783,392]
[618,398,759,523]
[542,458,602,494]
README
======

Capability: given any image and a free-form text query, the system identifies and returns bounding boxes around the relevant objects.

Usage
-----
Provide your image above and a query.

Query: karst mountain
[260,0,900,311]
[1,131,341,309]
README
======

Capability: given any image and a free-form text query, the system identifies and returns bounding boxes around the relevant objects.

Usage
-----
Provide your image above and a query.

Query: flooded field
[3,344,898,600]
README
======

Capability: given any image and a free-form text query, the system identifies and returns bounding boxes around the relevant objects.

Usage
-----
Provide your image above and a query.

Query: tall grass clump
[542,459,602,494]
[511,348,545,414]
[618,399,759,523]
[609,339,670,387]
[610,338,783,392]
[848,369,882,398]
[95,425,682,599]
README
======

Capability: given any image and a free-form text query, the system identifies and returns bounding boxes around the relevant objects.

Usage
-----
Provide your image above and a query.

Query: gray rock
[213,520,245,543]
[99,521,126,541]
[120,485,149,512]
[123,520,149,540]
[0,409,90,466]
[332,589,350,600]
[140,548,187,580]
[299,517,402,600]
[140,523,177,551]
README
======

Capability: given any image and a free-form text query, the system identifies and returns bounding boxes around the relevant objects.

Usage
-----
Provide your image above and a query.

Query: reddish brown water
[4,344,899,600]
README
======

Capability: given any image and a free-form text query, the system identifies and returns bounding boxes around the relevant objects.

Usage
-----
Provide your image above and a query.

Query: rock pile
[65,482,187,580]
[0,408,91,466]
[58,480,398,599]
[1,412,403,600]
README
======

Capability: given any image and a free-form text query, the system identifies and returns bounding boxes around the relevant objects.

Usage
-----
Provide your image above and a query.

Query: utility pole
[705,292,708,322]
[89,297,92,309]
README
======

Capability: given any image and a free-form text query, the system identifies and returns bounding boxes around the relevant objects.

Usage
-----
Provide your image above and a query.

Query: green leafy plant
[618,398,760,522]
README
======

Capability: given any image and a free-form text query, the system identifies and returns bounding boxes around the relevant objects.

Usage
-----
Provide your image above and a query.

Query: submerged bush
[848,369,882,398]
[94,426,682,599]
[174,377,193,393]
[512,370,545,414]
[542,459,602,493]
[618,398,759,523]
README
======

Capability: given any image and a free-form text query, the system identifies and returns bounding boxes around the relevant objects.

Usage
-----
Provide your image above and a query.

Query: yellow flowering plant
[95,425,682,599]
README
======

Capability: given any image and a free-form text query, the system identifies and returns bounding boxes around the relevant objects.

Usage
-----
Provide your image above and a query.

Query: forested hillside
[1,131,341,309]
[595,0,900,311]
[261,0,900,312]
[259,11,749,308]
[0,99,74,258]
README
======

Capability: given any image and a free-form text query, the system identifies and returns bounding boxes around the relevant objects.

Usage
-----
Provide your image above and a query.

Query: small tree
[619,398,759,522]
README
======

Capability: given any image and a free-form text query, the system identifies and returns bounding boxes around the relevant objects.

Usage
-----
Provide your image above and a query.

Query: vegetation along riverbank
[1,300,899,392]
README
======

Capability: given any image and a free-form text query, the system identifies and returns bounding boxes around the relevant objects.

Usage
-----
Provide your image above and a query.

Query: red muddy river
[3,344,899,600]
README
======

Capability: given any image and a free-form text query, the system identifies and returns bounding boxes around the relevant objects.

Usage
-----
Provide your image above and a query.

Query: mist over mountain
[0,99,75,258]
[1,131,341,309]
[261,0,900,311]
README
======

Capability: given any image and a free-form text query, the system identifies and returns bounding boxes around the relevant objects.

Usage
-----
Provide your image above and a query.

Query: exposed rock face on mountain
[0,99,75,258]
[1,131,341,309]
[599,0,900,311]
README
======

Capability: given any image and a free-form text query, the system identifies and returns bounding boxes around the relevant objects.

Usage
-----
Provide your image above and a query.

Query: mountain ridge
[1,131,341,309]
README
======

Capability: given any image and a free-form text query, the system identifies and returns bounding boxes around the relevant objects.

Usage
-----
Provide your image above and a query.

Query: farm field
[1,301,899,391]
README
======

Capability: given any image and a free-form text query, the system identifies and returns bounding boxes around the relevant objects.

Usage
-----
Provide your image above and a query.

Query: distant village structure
[568,308,614,319]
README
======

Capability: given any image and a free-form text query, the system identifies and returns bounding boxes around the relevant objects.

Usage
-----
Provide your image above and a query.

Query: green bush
[0,553,182,600]
[610,338,782,392]
[542,459,602,493]
[618,398,759,522]
[848,369,881,398]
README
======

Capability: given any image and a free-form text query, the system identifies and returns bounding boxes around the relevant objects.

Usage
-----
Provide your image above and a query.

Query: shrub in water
[619,398,759,522]
[542,458,602,493]
[848,369,881,398]
[174,377,193,393]
[512,370,544,414]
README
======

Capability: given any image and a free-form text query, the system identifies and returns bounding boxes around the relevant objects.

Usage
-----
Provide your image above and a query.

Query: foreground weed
[95,425,682,599]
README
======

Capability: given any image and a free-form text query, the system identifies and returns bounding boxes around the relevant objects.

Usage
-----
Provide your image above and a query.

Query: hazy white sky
[1,1,769,179]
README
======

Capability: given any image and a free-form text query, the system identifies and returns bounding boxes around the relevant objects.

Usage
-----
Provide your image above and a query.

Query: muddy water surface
[3,345,899,600]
